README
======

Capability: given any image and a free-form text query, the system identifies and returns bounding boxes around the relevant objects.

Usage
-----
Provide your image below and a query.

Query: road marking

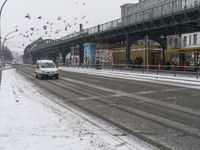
[60,77,200,117]
[97,98,200,138]
[60,69,161,88]
[135,88,186,95]
[18,70,200,118]
[126,94,200,116]
[19,68,200,133]
[60,77,121,94]
[166,97,177,100]
[19,67,200,144]
[79,93,131,101]
[81,77,102,83]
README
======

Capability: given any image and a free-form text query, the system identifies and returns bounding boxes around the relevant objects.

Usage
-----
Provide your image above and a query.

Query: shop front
[111,46,163,65]
[166,48,200,66]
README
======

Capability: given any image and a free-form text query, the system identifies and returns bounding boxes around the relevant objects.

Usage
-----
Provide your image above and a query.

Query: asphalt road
[16,65,200,150]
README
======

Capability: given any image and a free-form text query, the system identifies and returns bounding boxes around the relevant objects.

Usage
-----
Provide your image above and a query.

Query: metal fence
[62,64,200,79]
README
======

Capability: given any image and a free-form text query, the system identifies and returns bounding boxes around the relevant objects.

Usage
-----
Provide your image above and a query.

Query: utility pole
[0,0,9,87]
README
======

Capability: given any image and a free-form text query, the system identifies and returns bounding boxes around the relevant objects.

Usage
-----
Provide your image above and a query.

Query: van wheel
[39,74,43,80]
[36,74,38,78]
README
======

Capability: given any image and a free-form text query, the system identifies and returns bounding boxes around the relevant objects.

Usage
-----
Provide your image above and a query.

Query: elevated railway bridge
[23,1,200,65]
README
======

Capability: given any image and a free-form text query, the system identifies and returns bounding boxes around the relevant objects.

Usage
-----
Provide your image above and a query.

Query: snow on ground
[59,67,200,90]
[0,68,156,150]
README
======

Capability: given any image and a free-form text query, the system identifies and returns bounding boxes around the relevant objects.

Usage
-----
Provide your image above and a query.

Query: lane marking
[79,93,131,101]
[97,98,200,138]
[166,97,177,100]
[18,68,200,118]
[19,67,200,142]
[135,88,185,95]
[60,76,200,117]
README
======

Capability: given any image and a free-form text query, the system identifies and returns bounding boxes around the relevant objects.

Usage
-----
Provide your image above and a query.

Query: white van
[35,60,59,79]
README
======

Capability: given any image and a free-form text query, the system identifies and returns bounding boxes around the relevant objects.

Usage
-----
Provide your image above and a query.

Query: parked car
[35,60,59,79]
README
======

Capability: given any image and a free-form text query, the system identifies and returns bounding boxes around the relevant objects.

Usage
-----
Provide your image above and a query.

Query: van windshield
[40,63,55,68]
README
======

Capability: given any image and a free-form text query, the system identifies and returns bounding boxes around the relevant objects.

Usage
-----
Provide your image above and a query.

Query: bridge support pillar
[125,33,131,64]
[53,52,59,63]
[79,44,84,65]
[61,50,69,65]
[57,48,68,65]
[150,35,167,65]
[32,55,37,65]
[27,54,32,64]
[62,53,67,64]
[162,36,167,65]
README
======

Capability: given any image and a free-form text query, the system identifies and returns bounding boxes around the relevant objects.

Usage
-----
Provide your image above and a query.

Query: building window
[189,35,192,45]
[175,38,179,48]
[194,34,197,45]
[169,39,172,47]
[183,36,187,46]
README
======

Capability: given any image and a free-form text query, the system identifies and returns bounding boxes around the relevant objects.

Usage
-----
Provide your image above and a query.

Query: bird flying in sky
[25,13,31,19]
[57,16,62,21]
[43,26,47,30]
[82,16,86,19]
[30,27,34,31]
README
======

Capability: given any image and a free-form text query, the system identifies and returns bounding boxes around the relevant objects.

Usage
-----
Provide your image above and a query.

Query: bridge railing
[27,0,200,53]
[63,63,200,79]
[60,0,200,41]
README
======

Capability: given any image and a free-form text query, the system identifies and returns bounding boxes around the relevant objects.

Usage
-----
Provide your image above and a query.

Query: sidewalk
[0,68,155,150]
[59,67,200,90]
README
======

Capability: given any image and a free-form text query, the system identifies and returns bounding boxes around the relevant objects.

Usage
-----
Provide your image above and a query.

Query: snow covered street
[0,67,154,150]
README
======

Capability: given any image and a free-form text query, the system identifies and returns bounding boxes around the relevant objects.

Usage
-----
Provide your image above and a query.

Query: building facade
[121,0,168,18]
[166,32,200,66]
[121,0,198,18]
[120,0,200,66]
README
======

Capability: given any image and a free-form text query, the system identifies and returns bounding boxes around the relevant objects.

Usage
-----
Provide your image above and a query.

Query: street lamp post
[0,0,8,57]
[1,35,15,67]
[2,36,15,49]
[0,0,9,87]
[2,29,17,56]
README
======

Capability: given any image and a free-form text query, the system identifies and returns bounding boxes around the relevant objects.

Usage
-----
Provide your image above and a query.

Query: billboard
[83,43,96,65]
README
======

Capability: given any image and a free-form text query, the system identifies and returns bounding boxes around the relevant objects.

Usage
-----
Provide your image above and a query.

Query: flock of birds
[17,1,89,47]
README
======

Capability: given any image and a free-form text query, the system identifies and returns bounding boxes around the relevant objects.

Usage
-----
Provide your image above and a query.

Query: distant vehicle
[16,61,22,65]
[0,60,5,67]
[35,60,59,80]
[11,60,17,65]
[0,57,5,67]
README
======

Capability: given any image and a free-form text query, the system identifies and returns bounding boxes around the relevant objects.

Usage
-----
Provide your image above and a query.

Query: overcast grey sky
[1,0,138,54]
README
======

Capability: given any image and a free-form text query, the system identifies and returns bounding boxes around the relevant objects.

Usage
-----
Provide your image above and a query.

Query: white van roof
[37,60,54,63]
